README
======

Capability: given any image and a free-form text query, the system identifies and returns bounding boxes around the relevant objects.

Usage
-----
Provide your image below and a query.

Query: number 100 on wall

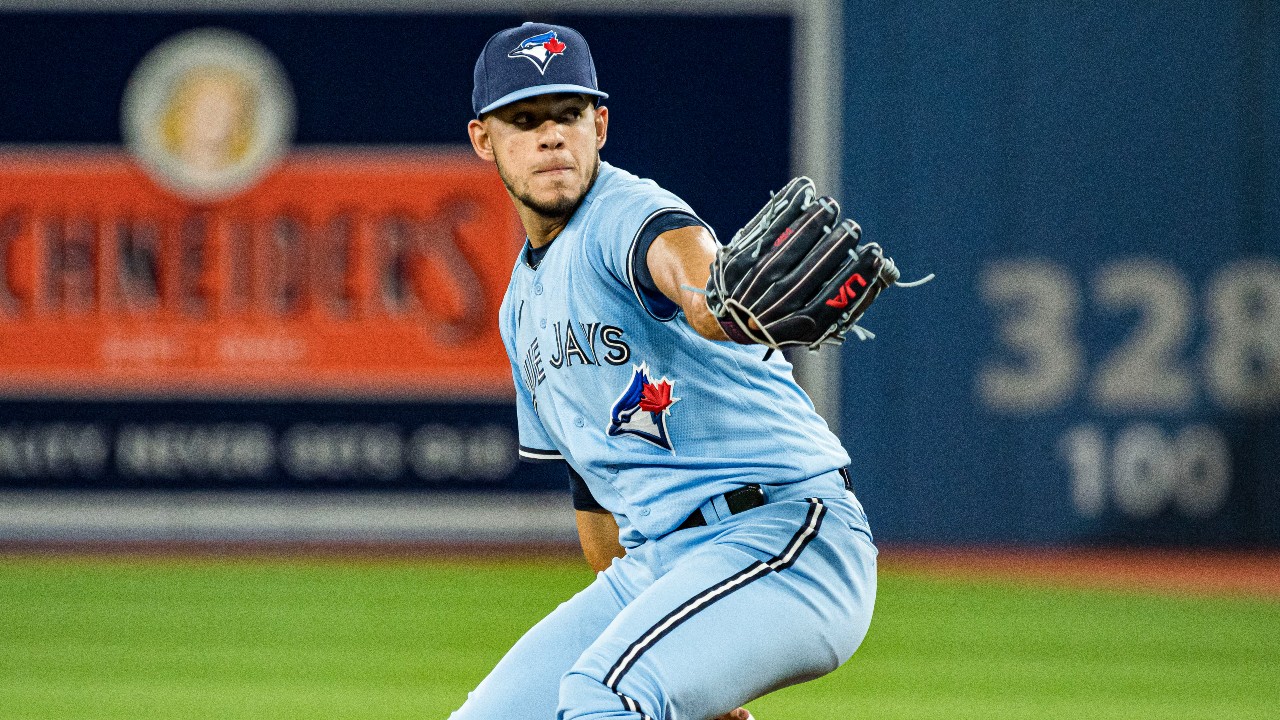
[978,256,1278,521]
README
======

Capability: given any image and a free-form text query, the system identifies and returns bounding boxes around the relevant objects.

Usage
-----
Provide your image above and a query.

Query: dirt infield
[3,540,1279,599]
[881,545,1280,599]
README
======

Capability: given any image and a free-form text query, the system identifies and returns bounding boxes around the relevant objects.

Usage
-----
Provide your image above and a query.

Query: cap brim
[478,84,609,116]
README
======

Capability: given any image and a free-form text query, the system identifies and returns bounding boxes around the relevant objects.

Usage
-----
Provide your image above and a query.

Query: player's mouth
[533,165,575,176]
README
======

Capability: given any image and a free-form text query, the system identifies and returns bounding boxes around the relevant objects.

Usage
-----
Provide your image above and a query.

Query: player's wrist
[689,294,734,342]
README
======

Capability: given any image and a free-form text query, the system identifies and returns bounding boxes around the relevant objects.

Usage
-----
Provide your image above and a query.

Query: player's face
[468,94,608,219]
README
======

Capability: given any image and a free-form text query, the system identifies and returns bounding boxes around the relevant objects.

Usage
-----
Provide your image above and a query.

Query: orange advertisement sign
[0,150,522,399]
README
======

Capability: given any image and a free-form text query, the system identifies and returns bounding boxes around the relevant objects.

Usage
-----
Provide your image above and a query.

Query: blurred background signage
[0,10,793,496]
[0,28,518,399]
[0,3,1273,545]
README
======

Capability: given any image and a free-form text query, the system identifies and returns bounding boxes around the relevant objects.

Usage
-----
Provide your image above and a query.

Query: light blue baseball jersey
[499,161,851,541]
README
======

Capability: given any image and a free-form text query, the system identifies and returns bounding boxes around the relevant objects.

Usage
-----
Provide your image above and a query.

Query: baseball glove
[702,177,932,351]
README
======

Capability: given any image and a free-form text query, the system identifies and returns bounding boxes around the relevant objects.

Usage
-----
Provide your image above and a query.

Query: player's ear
[468,118,496,163]
[594,104,608,151]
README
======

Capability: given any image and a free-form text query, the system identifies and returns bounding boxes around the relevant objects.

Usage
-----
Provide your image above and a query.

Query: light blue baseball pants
[449,482,877,720]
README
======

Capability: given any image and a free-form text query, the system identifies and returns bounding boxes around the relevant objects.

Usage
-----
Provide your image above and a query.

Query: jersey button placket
[534,282,544,295]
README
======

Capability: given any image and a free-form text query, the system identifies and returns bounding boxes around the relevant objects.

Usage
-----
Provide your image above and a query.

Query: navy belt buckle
[724,484,767,515]
[676,484,766,531]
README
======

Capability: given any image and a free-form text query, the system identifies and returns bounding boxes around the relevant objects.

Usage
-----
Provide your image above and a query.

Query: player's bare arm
[646,225,732,341]
[574,509,624,574]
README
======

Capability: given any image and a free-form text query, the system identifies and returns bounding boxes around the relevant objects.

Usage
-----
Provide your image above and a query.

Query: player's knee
[558,670,654,720]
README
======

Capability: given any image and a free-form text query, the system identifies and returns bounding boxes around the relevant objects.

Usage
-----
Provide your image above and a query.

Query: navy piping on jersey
[625,209,707,321]
[614,690,653,720]
[517,208,706,484]
[518,445,563,462]
[602,498,828,691]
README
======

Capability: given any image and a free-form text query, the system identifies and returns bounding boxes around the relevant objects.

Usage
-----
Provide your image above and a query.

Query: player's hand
[712,708,753,720]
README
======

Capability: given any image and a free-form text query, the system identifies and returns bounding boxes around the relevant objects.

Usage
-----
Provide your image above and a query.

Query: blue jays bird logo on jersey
[508,30,567,75]
[608,363,680,452]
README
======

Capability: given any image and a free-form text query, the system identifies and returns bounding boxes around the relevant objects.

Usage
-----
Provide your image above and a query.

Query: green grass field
[1,555,1277,720]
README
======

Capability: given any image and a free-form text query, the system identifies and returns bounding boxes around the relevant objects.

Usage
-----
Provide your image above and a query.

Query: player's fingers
[713,708,752,720]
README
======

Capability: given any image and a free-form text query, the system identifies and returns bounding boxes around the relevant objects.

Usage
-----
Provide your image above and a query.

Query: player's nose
[536,120,566,149]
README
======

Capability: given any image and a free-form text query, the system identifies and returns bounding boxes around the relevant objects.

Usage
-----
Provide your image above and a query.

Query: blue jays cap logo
[608,363,680,452]
[507,30,567,75]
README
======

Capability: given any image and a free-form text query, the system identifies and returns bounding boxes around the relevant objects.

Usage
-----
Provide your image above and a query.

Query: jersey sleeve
[589,181,712,321]
[629,210,708,321]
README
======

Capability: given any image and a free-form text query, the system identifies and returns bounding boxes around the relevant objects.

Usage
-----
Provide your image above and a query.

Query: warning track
[881,545,1280,599]
[2,540,1278,599]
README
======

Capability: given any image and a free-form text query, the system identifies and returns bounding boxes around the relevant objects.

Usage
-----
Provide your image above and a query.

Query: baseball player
[453,22,882,720]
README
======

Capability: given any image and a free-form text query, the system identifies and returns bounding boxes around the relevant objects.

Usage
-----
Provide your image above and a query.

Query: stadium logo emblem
[507,30,567,75]
[608,363,679,452]
[121,28,296,202]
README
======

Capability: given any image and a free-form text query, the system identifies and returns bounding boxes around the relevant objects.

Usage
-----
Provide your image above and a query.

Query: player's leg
[558,496,876,720]
[448,564,632,720]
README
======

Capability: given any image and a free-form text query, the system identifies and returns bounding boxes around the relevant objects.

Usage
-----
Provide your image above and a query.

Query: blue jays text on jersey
[518,322,630,411]
[499,161,851,542]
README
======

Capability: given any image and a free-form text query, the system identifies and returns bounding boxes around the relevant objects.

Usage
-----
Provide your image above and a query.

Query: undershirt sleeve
[629,210,709,321]
[568,464,605,512]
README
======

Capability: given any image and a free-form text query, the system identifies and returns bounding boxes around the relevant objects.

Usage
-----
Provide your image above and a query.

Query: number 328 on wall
[978,257,1280,413]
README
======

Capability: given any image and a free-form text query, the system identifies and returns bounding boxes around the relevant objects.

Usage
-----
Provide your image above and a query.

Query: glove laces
[821,251,935,350]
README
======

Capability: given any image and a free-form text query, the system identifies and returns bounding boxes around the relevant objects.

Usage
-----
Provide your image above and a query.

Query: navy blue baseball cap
[472,22,608,117]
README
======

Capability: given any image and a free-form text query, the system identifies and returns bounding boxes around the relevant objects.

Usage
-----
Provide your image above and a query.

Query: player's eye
[561,108,582,123]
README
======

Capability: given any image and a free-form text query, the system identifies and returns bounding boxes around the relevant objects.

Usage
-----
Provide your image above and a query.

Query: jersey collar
[518,161,616,270]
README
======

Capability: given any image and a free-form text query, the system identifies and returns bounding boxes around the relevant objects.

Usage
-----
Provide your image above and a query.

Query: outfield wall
[0,5,800,543]
[0,8,792,495]
[840,1,1280,545]
[0,1,1275,547]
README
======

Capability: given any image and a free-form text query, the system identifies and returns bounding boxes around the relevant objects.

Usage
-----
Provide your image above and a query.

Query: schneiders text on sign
[0,152,521,398]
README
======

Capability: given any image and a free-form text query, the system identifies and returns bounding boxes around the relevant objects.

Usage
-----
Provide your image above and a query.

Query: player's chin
[530,197,581,218]
[525,188,586,218]
[530,170,580,194]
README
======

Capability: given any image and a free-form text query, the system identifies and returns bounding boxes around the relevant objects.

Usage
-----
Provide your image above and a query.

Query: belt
[676,468,853,531]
